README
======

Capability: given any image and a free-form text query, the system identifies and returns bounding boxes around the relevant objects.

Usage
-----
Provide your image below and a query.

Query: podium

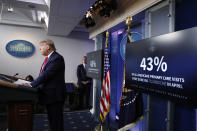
[0,74,38,131]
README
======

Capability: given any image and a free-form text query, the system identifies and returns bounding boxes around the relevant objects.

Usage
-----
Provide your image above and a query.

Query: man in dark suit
[77,56,92,109]
[23,40,65,131]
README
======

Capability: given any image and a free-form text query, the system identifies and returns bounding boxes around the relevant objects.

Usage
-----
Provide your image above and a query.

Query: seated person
[25,75,34,82]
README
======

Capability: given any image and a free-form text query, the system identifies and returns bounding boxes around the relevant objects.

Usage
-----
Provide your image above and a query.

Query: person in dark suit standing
[77,56,92,109]
[22,40,65,131]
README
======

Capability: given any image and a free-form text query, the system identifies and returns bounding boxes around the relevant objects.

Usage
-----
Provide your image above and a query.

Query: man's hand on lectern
[21,83,32,87]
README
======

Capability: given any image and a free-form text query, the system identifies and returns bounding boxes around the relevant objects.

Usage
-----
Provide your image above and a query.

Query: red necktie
[40,57,48,75]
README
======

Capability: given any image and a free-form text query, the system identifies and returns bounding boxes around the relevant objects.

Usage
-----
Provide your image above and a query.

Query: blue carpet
[33,110,99,131]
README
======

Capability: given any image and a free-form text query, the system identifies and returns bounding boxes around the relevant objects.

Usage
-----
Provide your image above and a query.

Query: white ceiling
[47,0,96,36]
[0,0,96,36]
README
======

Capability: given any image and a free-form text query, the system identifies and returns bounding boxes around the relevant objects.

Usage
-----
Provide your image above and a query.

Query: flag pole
[118,16,143,131]
[101,30,110,131]
[106,30,110,131]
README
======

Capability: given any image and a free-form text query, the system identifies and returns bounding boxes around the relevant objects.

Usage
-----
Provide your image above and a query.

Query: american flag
[100,35,111,122]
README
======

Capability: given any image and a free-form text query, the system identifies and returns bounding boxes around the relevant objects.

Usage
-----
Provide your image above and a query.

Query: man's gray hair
[40,39,56,51]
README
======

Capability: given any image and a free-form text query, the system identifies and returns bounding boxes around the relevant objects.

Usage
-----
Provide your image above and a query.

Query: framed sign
[86,50,103,80]
[126,27,197,107]
[6,40,35,58]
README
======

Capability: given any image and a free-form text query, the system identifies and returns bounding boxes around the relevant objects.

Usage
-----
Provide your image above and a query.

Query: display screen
[126,27,197,107]
[87,50,103,80]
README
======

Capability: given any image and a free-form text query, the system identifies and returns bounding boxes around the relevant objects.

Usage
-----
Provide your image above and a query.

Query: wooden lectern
[0,74,38,131]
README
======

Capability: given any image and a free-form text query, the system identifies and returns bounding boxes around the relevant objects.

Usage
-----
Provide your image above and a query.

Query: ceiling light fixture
[7,7,13,12]
[83,0,117,28]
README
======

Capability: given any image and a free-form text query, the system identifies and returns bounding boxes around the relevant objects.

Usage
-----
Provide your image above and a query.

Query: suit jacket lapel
[42,52,56,71]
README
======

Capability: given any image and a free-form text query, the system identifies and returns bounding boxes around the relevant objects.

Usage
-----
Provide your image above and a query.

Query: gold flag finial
[126,16,132,26]
[106,30,109,38]
[105,30,109,47]
[126,16,133,43]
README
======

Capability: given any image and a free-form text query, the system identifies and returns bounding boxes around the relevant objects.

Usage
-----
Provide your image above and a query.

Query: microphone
[14,73,19,77]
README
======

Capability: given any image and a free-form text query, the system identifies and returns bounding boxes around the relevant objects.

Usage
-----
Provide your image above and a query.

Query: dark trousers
[84,85,91,108]
[78,88,85,108]
[46,102,64,131]
[78,85,91,109]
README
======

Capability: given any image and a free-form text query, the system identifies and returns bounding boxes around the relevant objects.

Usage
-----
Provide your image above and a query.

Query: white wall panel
[0,24,94,83]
